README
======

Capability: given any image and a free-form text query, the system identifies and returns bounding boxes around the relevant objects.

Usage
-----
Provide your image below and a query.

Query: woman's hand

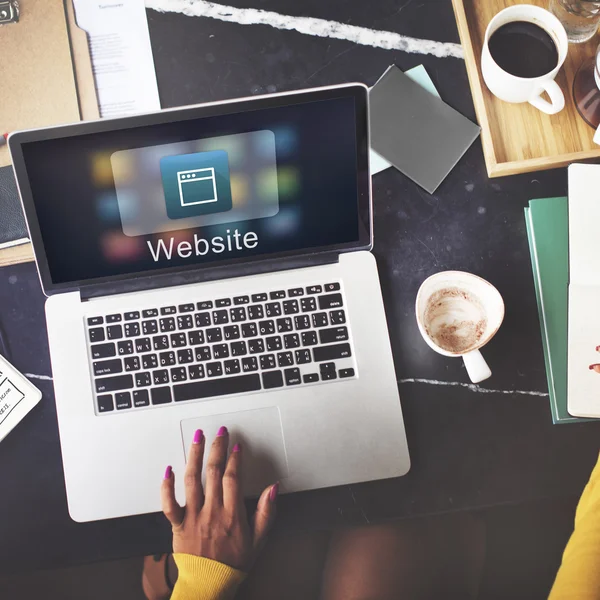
[161,426,278,572]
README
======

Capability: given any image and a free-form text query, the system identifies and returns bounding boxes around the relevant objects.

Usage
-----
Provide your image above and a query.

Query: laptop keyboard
[86,282,356,414]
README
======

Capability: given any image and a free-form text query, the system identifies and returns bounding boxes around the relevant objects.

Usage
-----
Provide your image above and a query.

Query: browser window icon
[160,150,233,220]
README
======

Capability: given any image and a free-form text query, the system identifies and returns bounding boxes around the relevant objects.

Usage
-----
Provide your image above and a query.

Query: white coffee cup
[481,5,568,115]
[415,271,505,384]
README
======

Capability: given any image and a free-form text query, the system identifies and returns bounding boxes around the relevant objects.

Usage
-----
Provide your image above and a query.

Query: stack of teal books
[525,197,589,424]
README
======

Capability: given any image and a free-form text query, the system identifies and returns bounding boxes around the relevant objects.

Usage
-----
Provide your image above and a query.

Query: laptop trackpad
[181,407,289,497]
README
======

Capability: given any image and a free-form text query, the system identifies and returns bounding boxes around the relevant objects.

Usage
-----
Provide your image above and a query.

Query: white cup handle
[528,79,565,115]
[594,125,600,146]
[462,349,492,384]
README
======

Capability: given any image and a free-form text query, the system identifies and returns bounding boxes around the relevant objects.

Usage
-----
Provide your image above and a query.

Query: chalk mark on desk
[146,0,464,59]
[348,485,371,524]
[399,378,548,397]
[24,373,53,382]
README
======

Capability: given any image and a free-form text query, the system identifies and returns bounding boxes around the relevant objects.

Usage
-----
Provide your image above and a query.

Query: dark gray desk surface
[2,0,600,573]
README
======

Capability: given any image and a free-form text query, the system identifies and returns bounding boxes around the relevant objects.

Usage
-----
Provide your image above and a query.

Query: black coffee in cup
[489,21,559,79]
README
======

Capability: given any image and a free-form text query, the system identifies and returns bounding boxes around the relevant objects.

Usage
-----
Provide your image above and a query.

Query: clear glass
[573,44,600,128]
[549,0,600,43]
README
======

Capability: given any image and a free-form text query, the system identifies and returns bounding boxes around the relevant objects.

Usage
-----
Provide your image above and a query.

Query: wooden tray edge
[489,149,600,177]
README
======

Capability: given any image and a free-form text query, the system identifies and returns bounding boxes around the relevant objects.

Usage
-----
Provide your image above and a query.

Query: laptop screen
[11,86,370,293]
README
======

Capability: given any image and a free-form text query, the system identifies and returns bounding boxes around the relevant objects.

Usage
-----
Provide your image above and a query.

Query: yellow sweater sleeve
[171,554,246,600]
[549,453,600,599]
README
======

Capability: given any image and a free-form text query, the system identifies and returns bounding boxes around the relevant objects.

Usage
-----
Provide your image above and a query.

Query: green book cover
[525,197,589,424]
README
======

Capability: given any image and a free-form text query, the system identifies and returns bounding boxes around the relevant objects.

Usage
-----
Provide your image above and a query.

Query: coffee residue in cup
[424,287,488,354]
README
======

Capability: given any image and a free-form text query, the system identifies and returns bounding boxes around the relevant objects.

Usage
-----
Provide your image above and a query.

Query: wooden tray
[452,0,600,177]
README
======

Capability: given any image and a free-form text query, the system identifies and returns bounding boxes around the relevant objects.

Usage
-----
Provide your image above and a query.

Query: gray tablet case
[369,66,480,193]
[0,166,28,246]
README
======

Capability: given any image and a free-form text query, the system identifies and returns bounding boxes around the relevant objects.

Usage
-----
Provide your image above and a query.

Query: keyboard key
[303,373,319,383]
[249,339,265,354]
[270,290,286,300]
[124,322,140,338]
[320,362,337,381]
[295,349,312,364]
[248,305,264,320]
[89,327,105,343]
[294,315,311,330]
[91,342,116,359]
[301,331,318,346]
[230,341,247,356]
[265,302,281,317]
[95,374,134,393]
[241,323,257,338]
[177,349,194,364]
[224,325,240,340]
[224,359,241,375]
[284,333,300,349]
[262,370,284,389]
[213,344,229,359]
[142,354,158,369]
[288,288,304,297]
[117,340,134,355]
[313,343,352,362]
[170,367,187,382]
[283,300,299,315]
[330,310,346,325]
[301,298,317,312]
[151,386,172,405]
[195,312,211,327]
[189,364,205,380]
[188,330,205,345]
[339,368,355,378]
[159,351,176,366]
[195,346,212,362]
[93,358,122,376]
[178,303,195,313]
[259,320,275,335]
[319,326,349,344]
[153,369,169,385]
[142,309,159,318]
[142,320,158,335]
[234,295,250,305]
[197,301,213,310]
[277,352,293,367]
[306,285,322,294]
[312,313,328,328]
[124,356,140,371]
[276,317,293,333]
[206,362,223,377]
[325,282,341,292]
[107,325,123,340]
[318,293,343,310]
[135,338,152,353]
[216,298,232,307]
[213,310,229,325]
[206,328,223,343]
[242,356,258,372]
[230,307,247,322]
[174,373,261,402]
[133,389,150,407]
[125,311,140,320]
[88,316,103,326]
[251,293,268,302]
[260,354,276,370]
[107,314,122,323]
[161,306,176,315]
[177,315,194,330]
[116,392,132,410]
[284,368,301,385]
[160,317,176,332]
[171,333,187,348]
[266,336,282,351]
[97,394,114,413]
[153,335,169,350]
[135,372,151,387]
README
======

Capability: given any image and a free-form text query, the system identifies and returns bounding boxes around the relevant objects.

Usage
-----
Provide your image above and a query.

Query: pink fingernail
[233,442,241,452]
[164,465,172,480]
[270,482,279,502]
[217,426,228,437]
[193,429,203,444]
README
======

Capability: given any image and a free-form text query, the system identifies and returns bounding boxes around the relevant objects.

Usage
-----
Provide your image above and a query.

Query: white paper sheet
[73,0,161,118]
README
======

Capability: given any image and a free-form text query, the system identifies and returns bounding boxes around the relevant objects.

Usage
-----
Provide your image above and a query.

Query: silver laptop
[9,84,410,522]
